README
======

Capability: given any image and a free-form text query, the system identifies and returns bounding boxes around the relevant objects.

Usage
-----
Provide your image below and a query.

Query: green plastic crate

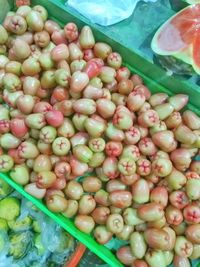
[0,1,200,266]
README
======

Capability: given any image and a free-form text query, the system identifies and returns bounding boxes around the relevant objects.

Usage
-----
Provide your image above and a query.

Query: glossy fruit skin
[93,42,111,60]
[138,109,159,128]
[185,224,200,244]
[150,186,168,207]
[121,145,140,162]
[25,183,46,199]
[89,154,104,169]
[3,73,21,92]
[52,137,71,156]
[26,11,44,32]
[169,94,188,111]
[51,44,69,62]
[174,124,197,145]
[62,199,78,218]
[152,130,177,153]
[137,203,164,222]
[109,190,132,209]
[92,207,110,225]
[73,98,96,115]
[13,39,30,60]
[78,194,96,215]
[94,225,113,244]
[102,156,119,179]
[106,214,124,234]
[74,215,95,234]
[183,110,200,130]
[165,111,182,129]
[144,228,170,250]
[73,144,93,163]
[152,158,173,177]
[173,255,191,267]
[69,155,88,176]
[118,157,136,176]
[118,79,133,95]
[105,141,123,157]
[130,232,147,259]
[8,15,27,35]
[79,26,95,49]
[22,57,41,76]
[36,171,56,189]
[0,154,14,172]
[131,259,148,267]
[64,180,83,200]
[45,110,64,128]
[70,71,89,93]
[190,161,200,174]
[33,5,48,21]
[174,236,193,258]
[145,249,166,267]
[166,168,187,190]
[169,190,189,209]
[113,105,133,130]
[116,225,134,241]
[46,194,68,212]
[183,204,200,224]
[132,179,150,204]
[64,22,78,42]
[154,103,174,120]
[190,244,200,260]
[88,137,105,153]
[84,116,106,138]
[82,176,102,192]
[84,60,101,79]
[96,99,116,119]
[0,25,8,45]
[51,29,67,45]
[138,137,157,156]
[136,158,151,176]
[106,179,126,193]
[45,20,60,34]
[10,164,29,185]
[10,118,28,138]
[170,148,192,172]
[116,246,136,266]
[33,154,52,172]
[17,141,39,159]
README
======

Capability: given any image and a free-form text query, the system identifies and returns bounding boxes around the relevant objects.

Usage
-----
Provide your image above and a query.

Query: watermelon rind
[182,0,200,4]
[174,46,193,65]
[192,58,200,75]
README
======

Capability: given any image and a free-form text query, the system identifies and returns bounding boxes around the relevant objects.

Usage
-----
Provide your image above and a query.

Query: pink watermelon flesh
[157,23,187,52]
[152,4,200,72]
[192,28,200,73]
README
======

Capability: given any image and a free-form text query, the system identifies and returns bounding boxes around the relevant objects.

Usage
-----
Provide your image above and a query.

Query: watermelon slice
[151,4,200,74]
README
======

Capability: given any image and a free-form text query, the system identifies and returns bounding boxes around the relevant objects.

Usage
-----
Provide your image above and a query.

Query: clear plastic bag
[68,0,157,26]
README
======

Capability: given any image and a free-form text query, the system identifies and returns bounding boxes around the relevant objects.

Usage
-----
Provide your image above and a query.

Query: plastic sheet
[0,192,76,266]
[68,0,157,26]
